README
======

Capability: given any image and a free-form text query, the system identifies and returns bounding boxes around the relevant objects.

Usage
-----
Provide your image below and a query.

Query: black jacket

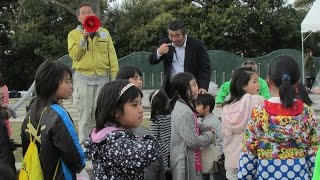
[149,37,211,97]
[21,104,85,180]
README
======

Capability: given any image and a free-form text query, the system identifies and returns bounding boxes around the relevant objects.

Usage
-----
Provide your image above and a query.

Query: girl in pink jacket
[221,67,264,180]
[0,75,11,137]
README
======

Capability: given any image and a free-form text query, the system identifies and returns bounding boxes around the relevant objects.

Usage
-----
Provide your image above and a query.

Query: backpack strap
[52,159,60,180]
[28,107,48,143]
[28,106,61,180]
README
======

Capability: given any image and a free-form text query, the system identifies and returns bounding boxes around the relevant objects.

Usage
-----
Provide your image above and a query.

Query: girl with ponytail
[238,56,320,179]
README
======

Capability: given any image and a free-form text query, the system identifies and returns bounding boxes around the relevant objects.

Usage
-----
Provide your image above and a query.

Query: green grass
[11,119,151,162]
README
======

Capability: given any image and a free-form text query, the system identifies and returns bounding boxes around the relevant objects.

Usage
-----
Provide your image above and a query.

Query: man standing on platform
[149,20,211,98]
[68,3,119,146]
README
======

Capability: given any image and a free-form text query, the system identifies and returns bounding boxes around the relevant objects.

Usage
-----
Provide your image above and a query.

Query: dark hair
[95,80,143,131]
[167,20,187,35]
[31,60,72,121]
[224,67,257,106]
[77,3,94,15]
[195,94,215,113]
[241,60,257,71]
[116,66,142,80]
[296,82,312,106]
[149,89,170,121]
[25,97,36,113]
[269,56,300,108]
[306,48,313,54]
[170,72,196,112]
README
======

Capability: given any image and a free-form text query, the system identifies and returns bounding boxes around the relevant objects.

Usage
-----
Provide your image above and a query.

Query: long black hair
[149,89,170,122]
[296,82,312,106]
[170,72,196,112]
[269,56,300,108]
[31,60,72,122]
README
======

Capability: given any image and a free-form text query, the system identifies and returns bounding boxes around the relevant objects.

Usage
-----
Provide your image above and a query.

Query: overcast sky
[288,0,295,4]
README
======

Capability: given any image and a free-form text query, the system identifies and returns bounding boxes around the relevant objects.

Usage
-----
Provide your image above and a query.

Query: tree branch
[48,0,76,16]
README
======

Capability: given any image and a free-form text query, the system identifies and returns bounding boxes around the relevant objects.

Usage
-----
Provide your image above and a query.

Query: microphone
[169,44,175,55]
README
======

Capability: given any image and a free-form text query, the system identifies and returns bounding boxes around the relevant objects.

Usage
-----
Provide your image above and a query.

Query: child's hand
[1,104,8,108]
[5,109,12,118]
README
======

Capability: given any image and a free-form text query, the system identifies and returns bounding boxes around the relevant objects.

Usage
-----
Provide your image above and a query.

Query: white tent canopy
[301,0,320,83]
[301,0,320,33]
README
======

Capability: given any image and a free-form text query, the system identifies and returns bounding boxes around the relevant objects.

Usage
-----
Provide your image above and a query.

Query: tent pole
[301,33,305,84]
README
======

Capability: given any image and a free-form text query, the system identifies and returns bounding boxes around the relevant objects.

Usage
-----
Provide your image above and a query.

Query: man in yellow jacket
[68,3,119,146]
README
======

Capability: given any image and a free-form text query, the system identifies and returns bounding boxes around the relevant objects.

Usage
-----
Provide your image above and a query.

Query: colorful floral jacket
[238,98,320,180]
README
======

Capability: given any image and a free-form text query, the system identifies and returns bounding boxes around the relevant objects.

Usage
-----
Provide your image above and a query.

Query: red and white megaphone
[83,16,101,32]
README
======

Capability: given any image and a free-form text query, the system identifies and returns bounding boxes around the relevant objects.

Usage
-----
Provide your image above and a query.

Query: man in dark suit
[149,20,211,98]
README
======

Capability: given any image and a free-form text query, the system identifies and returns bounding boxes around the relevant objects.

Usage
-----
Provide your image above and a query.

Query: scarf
[194,113,202,171]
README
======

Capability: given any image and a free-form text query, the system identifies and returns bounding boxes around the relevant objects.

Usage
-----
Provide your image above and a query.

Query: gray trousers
[73,79,105,145]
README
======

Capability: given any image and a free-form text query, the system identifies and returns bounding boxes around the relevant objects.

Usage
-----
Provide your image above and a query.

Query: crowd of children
[238,56,320,179]
[1,54,320,180]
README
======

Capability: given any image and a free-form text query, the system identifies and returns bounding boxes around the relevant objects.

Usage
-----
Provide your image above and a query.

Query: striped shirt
[149,114,171,171]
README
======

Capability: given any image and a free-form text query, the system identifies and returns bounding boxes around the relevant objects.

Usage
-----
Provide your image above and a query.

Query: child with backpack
[20,60,85,179]
[86,80,160,179]
[221,67,264,180]
[149,89,172,179]
[238,56,320,179]
[195,93,224,180]
[170,72,214,180]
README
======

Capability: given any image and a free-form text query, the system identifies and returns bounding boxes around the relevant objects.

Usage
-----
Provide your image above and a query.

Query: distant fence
[57,49,320,89]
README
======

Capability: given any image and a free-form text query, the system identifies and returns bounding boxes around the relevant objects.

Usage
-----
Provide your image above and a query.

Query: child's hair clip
[119,83,135,98]
[151,90,160,104]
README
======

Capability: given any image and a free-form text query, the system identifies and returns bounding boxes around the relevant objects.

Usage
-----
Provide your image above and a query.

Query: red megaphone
[83,16,101,32]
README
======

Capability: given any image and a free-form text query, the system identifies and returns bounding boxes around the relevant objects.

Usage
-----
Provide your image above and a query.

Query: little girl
[21,60,85,179]
[149,89,171,177]
[87,80,160,179]
[238,56,320,179]
[221,67,264,180]
[117,66,165,180]
[116,66,142,89]
[170,72,213,180]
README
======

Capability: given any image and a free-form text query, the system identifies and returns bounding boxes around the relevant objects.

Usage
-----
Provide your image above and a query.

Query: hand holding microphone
[82,29,90,39]
[157,43,172,55]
